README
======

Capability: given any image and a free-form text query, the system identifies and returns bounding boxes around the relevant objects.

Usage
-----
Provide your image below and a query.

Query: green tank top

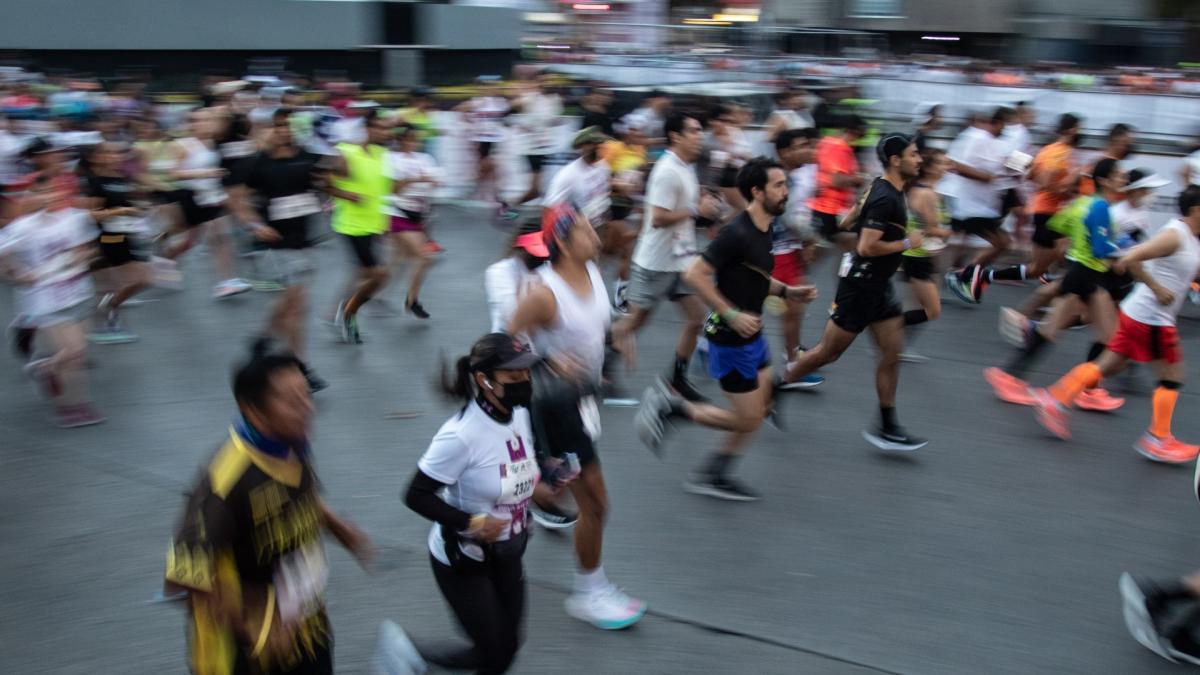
[332,142,390,236]
[1049,195,1110,272]
[902,186,947,258]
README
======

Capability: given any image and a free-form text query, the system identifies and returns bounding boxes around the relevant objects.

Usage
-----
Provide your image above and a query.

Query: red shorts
[772,250,806,286]
[1107,311,1182,364]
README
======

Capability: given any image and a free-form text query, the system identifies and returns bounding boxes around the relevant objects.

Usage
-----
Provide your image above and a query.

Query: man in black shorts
[779,134,928,451]
[637,157,817,500]
[228,108,331,392]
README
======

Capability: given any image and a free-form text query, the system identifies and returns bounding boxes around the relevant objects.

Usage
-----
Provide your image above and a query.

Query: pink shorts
[390,214,425,233]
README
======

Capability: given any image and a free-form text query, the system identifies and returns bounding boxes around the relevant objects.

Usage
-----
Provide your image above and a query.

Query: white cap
[1124,168,1171,192]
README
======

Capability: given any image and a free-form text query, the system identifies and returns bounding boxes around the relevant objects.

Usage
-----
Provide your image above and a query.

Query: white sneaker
[998,307,1030,347]
[565,585,646,630]
[371,620,428,675]
[213,278,253,299]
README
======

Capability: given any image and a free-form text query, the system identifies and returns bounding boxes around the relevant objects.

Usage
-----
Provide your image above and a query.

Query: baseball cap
[513,220,549,258]
[572,125,610,148]
[1124,168,1171,192]
[468,333,540,372]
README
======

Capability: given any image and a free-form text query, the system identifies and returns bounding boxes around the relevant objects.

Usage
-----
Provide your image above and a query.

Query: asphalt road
[3,205,1200,675]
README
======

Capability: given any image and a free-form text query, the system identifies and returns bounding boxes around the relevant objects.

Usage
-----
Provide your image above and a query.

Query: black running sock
[1086,341,1106,362]
[903,309,929,327]
[673,354,690,380]
[705,452,735,478]
[880,406,899,432]
[1005,330,1049,379]
[989,265,1027,282]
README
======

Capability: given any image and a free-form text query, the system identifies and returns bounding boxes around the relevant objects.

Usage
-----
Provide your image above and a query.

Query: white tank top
[533,261,610,386]
[1121,219,1200,327]
[177,137,225,205]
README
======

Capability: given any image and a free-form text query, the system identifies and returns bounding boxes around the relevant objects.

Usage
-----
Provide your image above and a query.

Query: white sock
[575,566,609,595]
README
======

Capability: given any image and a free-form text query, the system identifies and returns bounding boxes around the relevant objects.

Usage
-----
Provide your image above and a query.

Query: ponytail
[437,353,475,408]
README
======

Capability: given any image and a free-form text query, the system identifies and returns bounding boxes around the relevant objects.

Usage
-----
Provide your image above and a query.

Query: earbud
[484,380,494,391]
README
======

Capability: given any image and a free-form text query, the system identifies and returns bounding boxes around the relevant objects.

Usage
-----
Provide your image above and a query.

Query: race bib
[220,140,257,159]
[837,252,852,279]
[579,395,601,441]
[268,193,321,222]
[498,456,537,506]
[195,190,225,207]
[274,540,329,625]
[105,215,143,234]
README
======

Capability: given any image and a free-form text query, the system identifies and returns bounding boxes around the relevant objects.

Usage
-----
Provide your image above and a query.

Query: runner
[984,158,1128,412]
[164,339,373,675]
[706,102,754,213]
[328,109,391,344]
[82,141,153,344]
[808,115,866,258]
[778,134,928,451]
[636,157,817,500]
[512,72,562,208]
[227,108,331,391]
[459,78,514,221]
[1120,570,1200,665]
[508,204,646,630]
[0,174,103,427]
[898,147,955,362]
[765,89,813,144]
[1030,185,1200,462]
[161,108,251,299]
[399,333,545,674]
[612,112,722,403]
[382,124,439,319]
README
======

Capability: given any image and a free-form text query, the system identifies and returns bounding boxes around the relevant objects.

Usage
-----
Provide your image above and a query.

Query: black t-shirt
[86,173,140,234]
[581,109,614,137]
[240,149,324,249]
[701,211,774,346]
[845,177,908,286]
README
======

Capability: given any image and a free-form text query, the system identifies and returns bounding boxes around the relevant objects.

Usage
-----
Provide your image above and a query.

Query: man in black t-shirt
[227,108,330,392]
[636,157,817,501]
[779,134,929,451]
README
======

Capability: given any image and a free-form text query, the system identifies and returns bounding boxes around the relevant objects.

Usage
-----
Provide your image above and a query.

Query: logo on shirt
[506,436,528,462]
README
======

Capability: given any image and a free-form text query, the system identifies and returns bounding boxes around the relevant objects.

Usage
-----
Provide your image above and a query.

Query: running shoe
[862,426,928,452]
[372,620,429,675]
[213,278,252,299]
[961,264,988,303]
[1032,388,1071,440]
[424,240,445,255]
[9,323,35,359]
[998,307,1031,347]
[670,372,707,403]
[898,352,929,364]
[683,473,761,501]
[88,321,138,345]
[983,367,1035,405]
[531,501,578,530]
[348,314,363,344]
[335,301,349,342]
[612,283,630,315]
[777,373,825,390]
[151,256,183,289]
[1120,573,1180,664]
[944,270,976,305]
[250,279,285,293]
[304,368,329,393]
[1135,432,1200,464]
[23,357,61,399]
[406,299,431,320]
[51,403,106,429]
[565,585,646,630]
[1075,388,1125,412]
[635,378,682,455]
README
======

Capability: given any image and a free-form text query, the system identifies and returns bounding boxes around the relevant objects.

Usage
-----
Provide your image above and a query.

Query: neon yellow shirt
[332,142,390,236]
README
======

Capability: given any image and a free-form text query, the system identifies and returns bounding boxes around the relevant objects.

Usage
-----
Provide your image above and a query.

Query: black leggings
[428,553,525,674]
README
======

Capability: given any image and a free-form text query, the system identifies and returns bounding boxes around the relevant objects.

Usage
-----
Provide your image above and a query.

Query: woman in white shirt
[402,333,556,674]
[384,125,440,319]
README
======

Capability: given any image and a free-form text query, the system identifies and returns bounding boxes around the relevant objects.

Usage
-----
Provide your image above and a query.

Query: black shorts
[717,165,740,189]
[951,217,1002,237]
[525,154,548,172]
[1105,271,1136,303]
[1001,188,1023,215]
[342,233,380,268]
[610,195,632,222]
[530,363,598,467]
[1031,213,1064,249]
[813,210,841,242]
[1059,261,1111,300]
[477,141,495,159]
[178,190,223,227]
[900,255,935,282]
[830,279,903,334]
[97,233,148,267]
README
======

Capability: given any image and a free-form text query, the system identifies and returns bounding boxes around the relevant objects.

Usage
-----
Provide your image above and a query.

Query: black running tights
[427,553,525,674]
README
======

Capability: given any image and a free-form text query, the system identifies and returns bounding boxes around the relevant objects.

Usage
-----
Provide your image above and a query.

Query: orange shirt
[1030,141,1076,214]
[808,136,858,215]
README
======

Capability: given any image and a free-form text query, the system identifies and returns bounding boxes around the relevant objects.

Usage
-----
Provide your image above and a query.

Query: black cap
[468,333,540,373]
[876,133,913,165]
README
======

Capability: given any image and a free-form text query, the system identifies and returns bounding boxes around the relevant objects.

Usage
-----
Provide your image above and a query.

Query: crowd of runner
[4,69,1200,672]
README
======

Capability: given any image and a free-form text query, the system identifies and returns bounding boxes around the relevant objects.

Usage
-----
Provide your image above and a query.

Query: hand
[252,223,282,243]
[548,353,585,383]
[120,206,143,217]
[469,515,509,543]
[729,311,762,338]
[786,285,818,303]
[343,524,376,568]
[905,230,925,249]
[1152,284,1176,307]
[344,192,362,204]
[698,193,722,221]
[1112,258,1128,275]
[207,168,228,179]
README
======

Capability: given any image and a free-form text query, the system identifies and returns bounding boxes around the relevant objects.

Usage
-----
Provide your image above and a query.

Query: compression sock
[1049,362,1102,406]
[1151,381,1182,438]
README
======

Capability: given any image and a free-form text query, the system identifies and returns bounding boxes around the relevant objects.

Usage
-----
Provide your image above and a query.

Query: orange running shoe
[984,367,1035,405]
[1076,388,1126,412]
[1135,433,1200,464]
[1033,388,1071,440]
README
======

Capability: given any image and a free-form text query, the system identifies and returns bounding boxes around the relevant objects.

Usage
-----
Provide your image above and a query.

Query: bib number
[274,540,329,624]
[837,252,852,279]
[579,395,601,441]
[269,193,321,222]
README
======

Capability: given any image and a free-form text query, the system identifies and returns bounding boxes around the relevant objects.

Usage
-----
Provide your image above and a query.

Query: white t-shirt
[1186,149,1200,187]
[633,150,699,272]
[545,157,611,226]
[782,164,817,242]
[418,402,540,564]
[515,92,562,156]
[484,257,540,334]
[469,97,510,143]
[948,125,1006,220]
[1121,219,1200,327]
[1111,200,1154,244]
[383,151,439,216]
[1000,123,1032,155]
[0,208,97,320]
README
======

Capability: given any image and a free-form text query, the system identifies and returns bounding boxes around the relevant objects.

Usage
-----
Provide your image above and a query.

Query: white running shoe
[998,307,1030,347]
[565,585,646,630]
[371,620,428,675]
[213,278,253,299]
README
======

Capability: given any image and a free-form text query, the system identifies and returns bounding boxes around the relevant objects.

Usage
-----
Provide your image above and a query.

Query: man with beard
[636,157,817,501]
[776,135,928,452]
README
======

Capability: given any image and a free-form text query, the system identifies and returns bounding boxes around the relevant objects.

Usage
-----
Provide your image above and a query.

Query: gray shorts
[257,248,316,287]
[627,263,691,311]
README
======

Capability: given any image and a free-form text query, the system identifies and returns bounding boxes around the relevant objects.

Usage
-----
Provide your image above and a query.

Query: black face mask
[497,379,533,410]
[521,252,543,270]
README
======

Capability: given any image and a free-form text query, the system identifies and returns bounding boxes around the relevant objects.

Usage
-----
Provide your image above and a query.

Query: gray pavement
[3,206,1200,674]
